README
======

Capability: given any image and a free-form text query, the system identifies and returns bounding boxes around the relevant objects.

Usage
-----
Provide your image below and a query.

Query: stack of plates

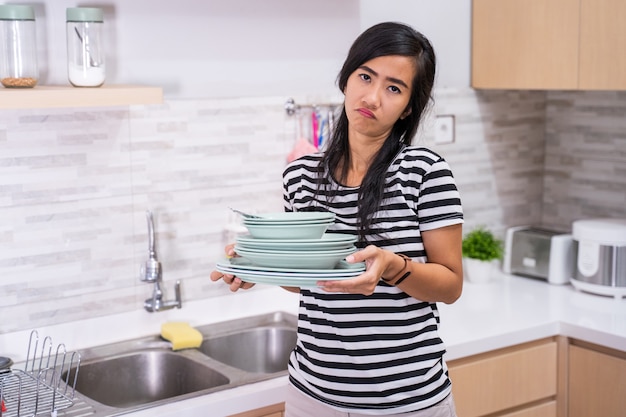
[217,211,364,286]
[242,212,335,240]
[235,232,357,269]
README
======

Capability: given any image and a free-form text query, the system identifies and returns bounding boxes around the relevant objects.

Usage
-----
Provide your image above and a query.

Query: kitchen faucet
[141,210,182,312]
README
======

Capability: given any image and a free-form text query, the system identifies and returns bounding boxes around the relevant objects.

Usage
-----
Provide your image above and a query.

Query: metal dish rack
[0,331,80,417]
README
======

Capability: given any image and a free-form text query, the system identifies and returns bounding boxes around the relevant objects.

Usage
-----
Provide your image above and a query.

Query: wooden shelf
[0,84,163,109]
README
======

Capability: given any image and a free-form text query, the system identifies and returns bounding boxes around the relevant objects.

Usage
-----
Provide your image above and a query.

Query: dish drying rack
[0,331,80,417]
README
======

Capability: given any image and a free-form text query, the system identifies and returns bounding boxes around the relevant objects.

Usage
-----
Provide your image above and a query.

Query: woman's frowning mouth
[356,108,376,119]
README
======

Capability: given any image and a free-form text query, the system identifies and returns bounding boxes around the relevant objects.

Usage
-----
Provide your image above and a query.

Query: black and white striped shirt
[283,146,463,414]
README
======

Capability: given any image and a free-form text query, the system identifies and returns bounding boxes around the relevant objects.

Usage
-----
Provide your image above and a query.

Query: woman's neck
[340,132,385,187]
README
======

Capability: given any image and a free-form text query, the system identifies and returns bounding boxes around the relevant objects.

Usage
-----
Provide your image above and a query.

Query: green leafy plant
[462,226,504,261]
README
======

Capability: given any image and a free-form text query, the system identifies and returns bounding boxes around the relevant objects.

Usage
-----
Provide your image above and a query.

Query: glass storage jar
[66,7,105,87]
[0,4,39,88]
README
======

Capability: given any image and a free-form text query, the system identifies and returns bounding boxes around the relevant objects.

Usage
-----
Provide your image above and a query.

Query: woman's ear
[400,107,412,120]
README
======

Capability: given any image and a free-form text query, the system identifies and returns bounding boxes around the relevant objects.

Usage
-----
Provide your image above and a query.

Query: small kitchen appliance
[504,226,573,284]
[571,218,626,299]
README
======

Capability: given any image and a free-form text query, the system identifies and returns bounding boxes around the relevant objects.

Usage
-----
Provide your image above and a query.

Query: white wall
[25,0,359,98]
[16,0,470,99]
[359,0,472,89]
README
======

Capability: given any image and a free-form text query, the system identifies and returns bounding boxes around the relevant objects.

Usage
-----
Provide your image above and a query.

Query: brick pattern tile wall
[0,89,623,333]
[543,91,626,230]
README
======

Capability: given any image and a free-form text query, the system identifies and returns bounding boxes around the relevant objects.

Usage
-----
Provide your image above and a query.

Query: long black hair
[320,22,436,242]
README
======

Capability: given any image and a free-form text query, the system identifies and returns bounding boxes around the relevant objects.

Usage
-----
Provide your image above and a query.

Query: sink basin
[199,327,297,373]
[59,311,297,415]
[69,350,229,408]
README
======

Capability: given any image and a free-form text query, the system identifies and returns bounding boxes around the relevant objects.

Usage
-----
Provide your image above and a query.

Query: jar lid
[67,7,103,23]
[0,4,35,20]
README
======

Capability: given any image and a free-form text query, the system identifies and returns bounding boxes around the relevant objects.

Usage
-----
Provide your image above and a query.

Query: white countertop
[1,274,625,416]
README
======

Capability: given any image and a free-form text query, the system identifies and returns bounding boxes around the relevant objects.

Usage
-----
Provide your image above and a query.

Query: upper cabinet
[578,0,626,89]
[471,0,626,90]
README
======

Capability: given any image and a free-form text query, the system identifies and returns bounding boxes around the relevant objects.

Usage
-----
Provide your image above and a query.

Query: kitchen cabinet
[471,0,626,90]
[568,341,626,417]
[229,402,284,417]
[0,84,163,109]
[447,338,558,417]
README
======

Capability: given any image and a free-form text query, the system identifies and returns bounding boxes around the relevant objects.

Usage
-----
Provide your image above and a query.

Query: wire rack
[0,331,80,417]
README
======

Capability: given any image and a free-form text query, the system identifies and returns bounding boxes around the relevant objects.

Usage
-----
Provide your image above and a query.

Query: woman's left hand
[317,245,392,295]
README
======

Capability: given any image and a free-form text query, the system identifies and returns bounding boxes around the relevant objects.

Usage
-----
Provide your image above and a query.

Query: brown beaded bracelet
[381,254,412,286]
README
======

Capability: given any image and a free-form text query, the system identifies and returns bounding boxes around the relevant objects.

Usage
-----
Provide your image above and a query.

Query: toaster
[503,226,574,284]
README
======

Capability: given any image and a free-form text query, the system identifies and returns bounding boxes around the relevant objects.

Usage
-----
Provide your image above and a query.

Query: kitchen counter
[1,273,624,416]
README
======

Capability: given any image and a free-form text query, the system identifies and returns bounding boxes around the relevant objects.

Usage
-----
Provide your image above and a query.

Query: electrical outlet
[434,115,455,144]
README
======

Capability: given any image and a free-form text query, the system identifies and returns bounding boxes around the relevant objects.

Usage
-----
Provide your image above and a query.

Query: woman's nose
[362,85,382,108]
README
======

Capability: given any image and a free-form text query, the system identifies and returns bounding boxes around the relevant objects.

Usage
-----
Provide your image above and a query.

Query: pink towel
[287,138,318,163]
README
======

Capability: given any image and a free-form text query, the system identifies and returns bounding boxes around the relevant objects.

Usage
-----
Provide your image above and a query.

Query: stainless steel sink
[199,327,297,373]
[71,350,229,408]
[60,311,297,416]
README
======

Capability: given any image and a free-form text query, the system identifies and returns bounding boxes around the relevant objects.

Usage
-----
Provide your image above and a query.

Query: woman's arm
[394,223,463,303]
[318,224,463,304]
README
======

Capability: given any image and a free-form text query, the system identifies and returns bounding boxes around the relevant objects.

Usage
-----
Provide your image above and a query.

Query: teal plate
[236,233,356,251]
[216,257,365,277]
[240,212,335,223]
[224,273,353,287]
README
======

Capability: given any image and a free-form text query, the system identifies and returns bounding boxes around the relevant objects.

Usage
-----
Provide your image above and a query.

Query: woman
[211,22,463,416]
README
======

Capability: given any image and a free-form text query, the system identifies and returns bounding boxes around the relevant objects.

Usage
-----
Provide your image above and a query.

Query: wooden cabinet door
[472,0,579,89]
[229,403,284,417]
[448,339,558,417]
[500,401,557,417]
[578,0,626,89]
[569,345,626,417]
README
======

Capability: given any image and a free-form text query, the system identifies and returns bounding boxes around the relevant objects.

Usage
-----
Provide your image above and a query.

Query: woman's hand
[209,243,255,292]
[317,245,395,295]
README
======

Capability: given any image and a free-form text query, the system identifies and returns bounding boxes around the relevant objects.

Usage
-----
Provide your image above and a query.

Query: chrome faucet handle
[144,280,182,312]
[174,280,182,308]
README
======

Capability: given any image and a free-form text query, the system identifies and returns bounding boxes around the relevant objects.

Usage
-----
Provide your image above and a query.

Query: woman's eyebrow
[358,65,409,89]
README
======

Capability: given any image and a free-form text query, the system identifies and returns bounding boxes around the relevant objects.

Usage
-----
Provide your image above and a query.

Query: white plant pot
[463,258,498,284]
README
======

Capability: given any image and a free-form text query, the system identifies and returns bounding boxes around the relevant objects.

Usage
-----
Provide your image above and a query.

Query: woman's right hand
[209,243,255,292]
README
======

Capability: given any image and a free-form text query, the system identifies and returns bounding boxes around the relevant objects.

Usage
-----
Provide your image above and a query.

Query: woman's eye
[389,85,401,94]
[359,73,371,82]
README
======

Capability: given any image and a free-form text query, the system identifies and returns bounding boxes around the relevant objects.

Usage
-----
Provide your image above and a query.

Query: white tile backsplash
[1,89,624,333]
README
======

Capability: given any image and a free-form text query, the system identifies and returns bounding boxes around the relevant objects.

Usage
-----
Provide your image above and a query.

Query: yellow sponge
[161,322,203,350]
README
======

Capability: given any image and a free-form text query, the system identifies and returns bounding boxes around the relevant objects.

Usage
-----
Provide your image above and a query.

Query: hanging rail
[284,98,341,116]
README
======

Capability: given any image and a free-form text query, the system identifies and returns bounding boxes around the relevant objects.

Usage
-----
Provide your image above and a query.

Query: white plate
[236,233,356,251]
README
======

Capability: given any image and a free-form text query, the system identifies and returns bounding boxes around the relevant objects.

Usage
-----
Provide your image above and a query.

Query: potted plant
[462,226,504,283]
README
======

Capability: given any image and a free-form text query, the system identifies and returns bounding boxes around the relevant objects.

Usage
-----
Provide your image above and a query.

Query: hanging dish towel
[287,137,318,163]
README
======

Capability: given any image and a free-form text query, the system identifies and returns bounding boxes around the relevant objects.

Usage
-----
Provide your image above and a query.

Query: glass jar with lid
[0,4,39,88]
[66,7,105,87]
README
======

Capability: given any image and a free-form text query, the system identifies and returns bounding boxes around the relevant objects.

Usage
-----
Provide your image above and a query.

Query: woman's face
[344,55,415,142]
